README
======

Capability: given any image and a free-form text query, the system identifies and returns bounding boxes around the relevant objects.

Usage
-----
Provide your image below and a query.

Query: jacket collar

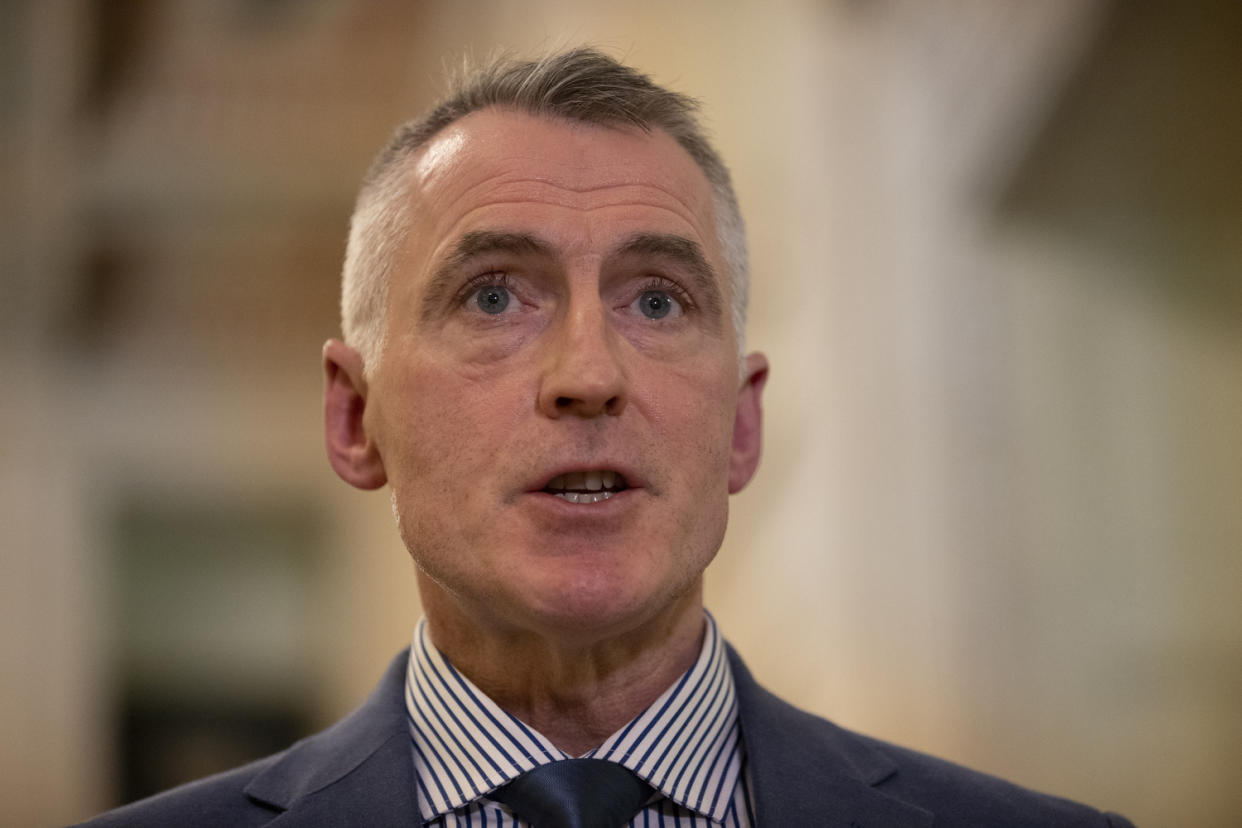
[243,651,419,826]
[727,644,934,828]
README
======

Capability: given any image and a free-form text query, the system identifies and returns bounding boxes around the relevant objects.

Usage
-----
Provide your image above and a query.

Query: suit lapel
[727,645,934,828]
[243,651,420,827]
[258,731,418,827]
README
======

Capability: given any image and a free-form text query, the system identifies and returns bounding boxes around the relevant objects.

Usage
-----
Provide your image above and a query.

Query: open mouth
[542,470,630,504]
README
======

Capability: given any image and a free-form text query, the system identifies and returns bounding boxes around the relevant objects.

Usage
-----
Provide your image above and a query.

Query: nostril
[547,392,625,417]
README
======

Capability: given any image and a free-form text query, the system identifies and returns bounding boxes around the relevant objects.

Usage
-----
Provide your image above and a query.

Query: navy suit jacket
[74,646,1134,827]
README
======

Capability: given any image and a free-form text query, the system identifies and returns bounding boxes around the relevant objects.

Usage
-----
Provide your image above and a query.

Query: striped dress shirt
[405,612,754,827]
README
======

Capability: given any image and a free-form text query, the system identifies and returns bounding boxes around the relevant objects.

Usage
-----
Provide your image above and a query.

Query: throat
[419,588,707,756]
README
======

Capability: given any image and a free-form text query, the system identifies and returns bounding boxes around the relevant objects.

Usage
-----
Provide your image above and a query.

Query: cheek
[644,371,737,477]
[378,368,523,575]
[375,359,525,492]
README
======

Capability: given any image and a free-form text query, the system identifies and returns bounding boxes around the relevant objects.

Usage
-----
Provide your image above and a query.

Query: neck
[419,577,706,757]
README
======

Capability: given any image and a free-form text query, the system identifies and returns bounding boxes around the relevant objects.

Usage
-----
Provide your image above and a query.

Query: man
[78,49,1133,827]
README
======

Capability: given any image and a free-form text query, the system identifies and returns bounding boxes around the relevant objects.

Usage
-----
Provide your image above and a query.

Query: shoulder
[69,651,415,828]
[725,644,1134,828]
[67,755,283,828]
[858,731,1135,828]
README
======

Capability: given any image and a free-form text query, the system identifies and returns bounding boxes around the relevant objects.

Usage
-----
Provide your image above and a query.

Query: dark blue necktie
[490,758,654,828]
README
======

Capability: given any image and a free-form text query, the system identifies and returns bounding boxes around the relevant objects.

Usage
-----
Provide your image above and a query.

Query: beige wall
[4,2,1239,826]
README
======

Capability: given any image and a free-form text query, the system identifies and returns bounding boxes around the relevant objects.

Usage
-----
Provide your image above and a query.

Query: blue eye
[637,290,676,319]
[475,285,511,314]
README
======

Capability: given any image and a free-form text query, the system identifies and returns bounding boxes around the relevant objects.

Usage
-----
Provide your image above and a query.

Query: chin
[531,573,647,627]
[516,563,697,643]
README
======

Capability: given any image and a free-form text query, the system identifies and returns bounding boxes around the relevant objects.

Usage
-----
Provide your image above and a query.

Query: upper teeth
[546,470,624,493]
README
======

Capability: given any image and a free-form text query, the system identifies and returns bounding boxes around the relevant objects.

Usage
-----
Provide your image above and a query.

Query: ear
[323,339,387,490]
[728,352,769,494]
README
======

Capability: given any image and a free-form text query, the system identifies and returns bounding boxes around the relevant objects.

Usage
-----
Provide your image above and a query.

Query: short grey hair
[341,48,749,373]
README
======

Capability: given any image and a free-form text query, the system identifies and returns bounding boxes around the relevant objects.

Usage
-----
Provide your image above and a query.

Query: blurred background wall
[2,1,1239,825]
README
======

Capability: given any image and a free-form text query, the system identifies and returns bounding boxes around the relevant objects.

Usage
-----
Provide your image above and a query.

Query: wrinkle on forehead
[465,175,708,215]
[421,159,711,225]
[432,190,710,251]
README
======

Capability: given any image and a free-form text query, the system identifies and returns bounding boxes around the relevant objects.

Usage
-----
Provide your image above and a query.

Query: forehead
[402,108,721,259]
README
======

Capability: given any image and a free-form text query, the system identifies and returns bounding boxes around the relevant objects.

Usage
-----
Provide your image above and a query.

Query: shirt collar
[405,611,743,824]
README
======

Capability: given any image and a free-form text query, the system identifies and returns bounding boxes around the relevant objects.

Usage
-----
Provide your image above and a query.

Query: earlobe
[728,352,768,494]
[323,339,388,490]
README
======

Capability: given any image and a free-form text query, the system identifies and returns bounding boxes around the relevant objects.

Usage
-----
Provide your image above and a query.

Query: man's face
[346,108,764,641]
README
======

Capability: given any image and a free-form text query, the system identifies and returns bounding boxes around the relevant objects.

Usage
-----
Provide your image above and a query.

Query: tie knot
[490,758,653,828]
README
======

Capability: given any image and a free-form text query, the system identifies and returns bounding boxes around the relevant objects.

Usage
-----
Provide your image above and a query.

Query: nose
[537,299,629,419]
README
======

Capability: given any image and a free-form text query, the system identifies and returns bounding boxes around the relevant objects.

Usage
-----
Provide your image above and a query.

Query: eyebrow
[613,232,724,324]
[420,230,551,321]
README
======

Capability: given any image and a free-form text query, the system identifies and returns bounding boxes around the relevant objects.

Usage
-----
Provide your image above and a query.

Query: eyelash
[637,276,694,311]
[456,271,514,306]
[453,272,693,311]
